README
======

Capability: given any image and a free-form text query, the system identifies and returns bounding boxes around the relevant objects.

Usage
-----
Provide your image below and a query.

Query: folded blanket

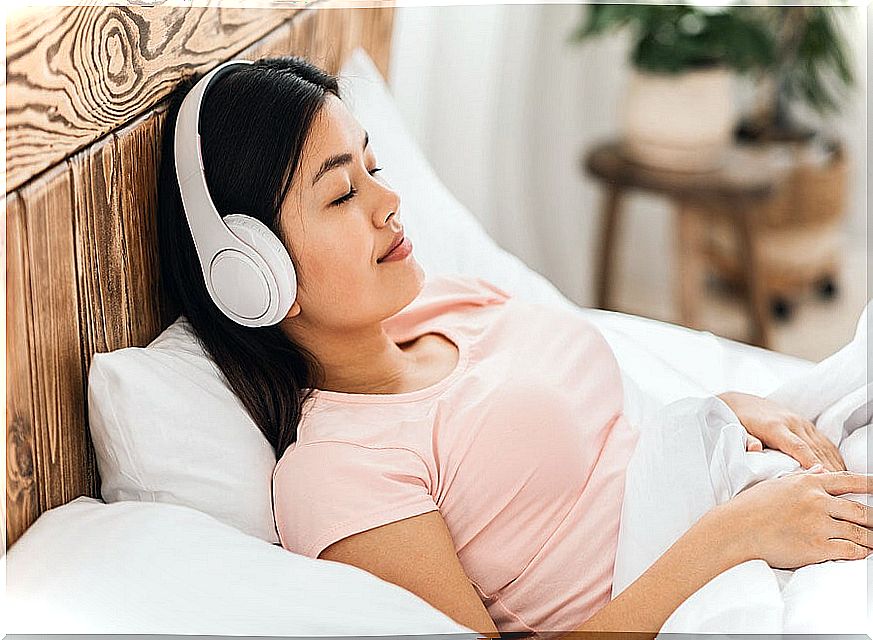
[612,301,870,635]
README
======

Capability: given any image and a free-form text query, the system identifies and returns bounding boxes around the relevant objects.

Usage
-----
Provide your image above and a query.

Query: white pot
[621,66,736,172]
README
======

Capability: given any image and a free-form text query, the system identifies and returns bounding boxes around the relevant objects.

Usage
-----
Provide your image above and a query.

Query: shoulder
[272,440,437,558]
[273,440,431,492]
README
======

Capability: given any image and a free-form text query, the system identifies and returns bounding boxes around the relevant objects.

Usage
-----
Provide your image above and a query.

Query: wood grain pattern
[70,107,169,359]
[6,3,313,192]
[6,4,395,548]
[70,137,134,356]
[290,5,394,78]
[6,164,97,535]
[310,6,348,73]
[6,192,42,546]
[114,109,171,346]
[361,6,395,79]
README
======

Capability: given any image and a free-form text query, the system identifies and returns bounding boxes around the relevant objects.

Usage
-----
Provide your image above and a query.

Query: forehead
[298,94,363,176]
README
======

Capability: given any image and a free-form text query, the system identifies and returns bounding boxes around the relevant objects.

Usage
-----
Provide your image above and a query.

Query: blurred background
[386,2,867,362]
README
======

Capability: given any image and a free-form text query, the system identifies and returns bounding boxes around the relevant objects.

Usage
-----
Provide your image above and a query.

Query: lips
[377,229,405,263]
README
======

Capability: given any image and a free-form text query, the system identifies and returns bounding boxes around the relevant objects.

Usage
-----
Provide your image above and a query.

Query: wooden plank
[113,109,168,347]
[69,136,134,357]
[12,165,96,537]
[337,6,368,71]
[6,4,314,192]
[288,3,319,60]
[223,7,322,73]
[309,4,349,74]
[69,108,169,358]
[303,4,395,78]
[238,13,297,59]
[6,192,41,547]
[27,166,96,513]
[363,6,395,79]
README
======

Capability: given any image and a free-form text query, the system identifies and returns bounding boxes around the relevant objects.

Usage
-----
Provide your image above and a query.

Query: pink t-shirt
[272,274,640,636]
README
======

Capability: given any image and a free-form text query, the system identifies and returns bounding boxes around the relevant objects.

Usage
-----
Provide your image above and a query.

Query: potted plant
[720,6,856,315]
[736,5,856,142]
[569,3,774,172]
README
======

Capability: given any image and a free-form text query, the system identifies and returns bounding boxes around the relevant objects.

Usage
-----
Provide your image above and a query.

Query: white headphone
[174,59,297,327]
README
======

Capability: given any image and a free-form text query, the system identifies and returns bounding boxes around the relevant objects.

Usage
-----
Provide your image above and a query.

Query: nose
[373,186,401,229]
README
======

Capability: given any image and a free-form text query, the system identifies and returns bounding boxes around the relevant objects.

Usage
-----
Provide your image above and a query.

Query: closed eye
[330,188,356,207]
[330,167,383,207]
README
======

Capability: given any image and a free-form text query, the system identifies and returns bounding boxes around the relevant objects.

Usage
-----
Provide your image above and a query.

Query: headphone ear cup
[222,214,297,325]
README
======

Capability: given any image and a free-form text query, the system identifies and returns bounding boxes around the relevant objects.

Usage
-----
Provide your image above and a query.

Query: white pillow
[5,497,477,636]
[87,317,278,542]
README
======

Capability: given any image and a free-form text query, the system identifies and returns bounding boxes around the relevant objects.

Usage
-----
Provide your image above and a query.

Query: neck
[282,319,418,394]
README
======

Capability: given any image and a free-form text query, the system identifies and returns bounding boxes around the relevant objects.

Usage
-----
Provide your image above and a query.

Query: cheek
[298,228,376,303]
[307,230,371,276]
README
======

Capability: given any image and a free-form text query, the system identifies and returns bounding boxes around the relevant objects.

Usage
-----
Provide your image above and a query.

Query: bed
[5,2,865,636]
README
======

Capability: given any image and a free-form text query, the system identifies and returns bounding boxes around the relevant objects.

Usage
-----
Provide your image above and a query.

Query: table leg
[597,186,623,310]
[734,203,770,349]
[675,201,703,330]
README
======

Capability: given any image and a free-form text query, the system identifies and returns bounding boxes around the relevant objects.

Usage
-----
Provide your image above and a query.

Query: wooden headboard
[5,0,396,548]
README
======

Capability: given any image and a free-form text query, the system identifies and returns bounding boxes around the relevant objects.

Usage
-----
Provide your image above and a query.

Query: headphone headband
[174,59,297,327]
[174,60,253,261]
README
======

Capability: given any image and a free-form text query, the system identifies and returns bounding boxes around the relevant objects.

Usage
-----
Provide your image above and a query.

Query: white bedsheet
[613,301,871,635]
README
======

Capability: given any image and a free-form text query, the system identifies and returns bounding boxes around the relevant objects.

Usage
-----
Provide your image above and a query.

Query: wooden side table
[583,140,790,349]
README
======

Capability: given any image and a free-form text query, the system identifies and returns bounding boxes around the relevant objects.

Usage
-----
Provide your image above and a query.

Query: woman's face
[278,94,425,331]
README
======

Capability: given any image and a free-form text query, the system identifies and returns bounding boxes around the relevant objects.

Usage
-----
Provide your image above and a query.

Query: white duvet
[613,301,870,635]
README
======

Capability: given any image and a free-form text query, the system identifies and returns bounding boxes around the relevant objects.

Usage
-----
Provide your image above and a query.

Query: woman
[157,56,870,638]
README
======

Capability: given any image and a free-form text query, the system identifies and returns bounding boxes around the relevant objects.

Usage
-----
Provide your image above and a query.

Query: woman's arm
[319,509,501,638]
[564,503,747,638]
[316,472,871,640]
[318,510,738,640]
[566,470,873,639]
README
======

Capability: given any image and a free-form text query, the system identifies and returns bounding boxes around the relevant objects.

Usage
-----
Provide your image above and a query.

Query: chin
[409,257,426,289]
[395,258,426,307]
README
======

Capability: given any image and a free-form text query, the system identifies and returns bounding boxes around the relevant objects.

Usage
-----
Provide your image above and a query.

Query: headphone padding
[223,214,297,325]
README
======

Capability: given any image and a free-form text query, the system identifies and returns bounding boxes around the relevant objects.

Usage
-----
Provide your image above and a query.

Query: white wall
[388,4,868,309]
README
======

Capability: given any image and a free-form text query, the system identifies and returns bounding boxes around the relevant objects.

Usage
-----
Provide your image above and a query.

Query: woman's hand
[711,470,873,569]
[717,391,846,472]
[569,470,873,637]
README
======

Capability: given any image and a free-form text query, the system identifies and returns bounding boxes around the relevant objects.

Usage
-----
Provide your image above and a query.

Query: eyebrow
[311,130,369,186]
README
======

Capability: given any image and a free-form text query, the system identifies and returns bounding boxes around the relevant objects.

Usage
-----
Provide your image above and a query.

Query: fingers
[821,437,847,472]
[826,538,872,562]
[829,496,872,528]
[746,434,763,452]
[821,471,873,496]
[796,419,846,472]
[780,431,822,470]
[815,439,846,473]
[828,520,873,550]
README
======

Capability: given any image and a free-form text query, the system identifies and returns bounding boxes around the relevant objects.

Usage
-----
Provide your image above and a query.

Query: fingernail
[807,463,824,473]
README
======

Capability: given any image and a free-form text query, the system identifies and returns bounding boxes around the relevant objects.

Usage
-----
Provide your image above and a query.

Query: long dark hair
[157,56,339,459]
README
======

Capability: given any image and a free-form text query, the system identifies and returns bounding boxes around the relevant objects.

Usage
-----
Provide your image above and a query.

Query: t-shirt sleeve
[272,441,439,559]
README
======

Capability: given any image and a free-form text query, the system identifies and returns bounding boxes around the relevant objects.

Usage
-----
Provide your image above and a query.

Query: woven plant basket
[756,141,848,230]
[704,140,848,295]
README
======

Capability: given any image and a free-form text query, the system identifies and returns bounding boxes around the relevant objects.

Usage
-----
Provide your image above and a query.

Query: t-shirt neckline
[309,324,470,405]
